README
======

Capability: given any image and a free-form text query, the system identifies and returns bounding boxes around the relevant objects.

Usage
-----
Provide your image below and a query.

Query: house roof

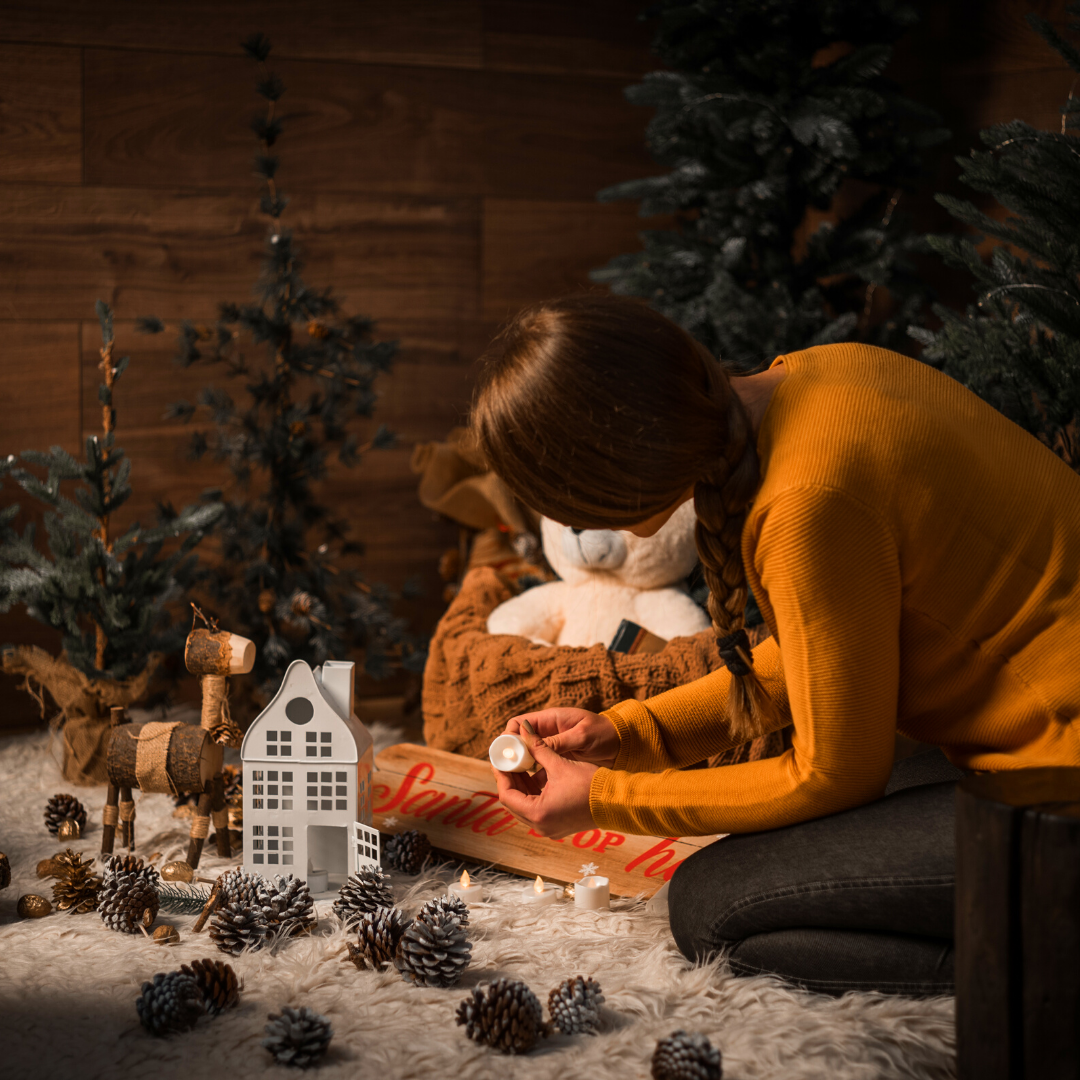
[241,659,372,764]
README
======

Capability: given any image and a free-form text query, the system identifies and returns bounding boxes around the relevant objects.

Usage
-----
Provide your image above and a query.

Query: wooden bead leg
[211,773,231,858]
[186,791,213,869]
[119,787,136,851]
[101,784,120,856]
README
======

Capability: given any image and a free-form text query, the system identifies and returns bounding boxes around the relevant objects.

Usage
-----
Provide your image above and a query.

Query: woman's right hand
[504,708,620,769]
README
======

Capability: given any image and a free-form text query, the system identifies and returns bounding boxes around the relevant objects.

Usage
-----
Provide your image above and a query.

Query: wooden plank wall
[0,0,1074,729]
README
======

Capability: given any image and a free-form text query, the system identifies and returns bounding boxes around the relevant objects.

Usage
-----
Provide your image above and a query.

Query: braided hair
[470,293,784,742]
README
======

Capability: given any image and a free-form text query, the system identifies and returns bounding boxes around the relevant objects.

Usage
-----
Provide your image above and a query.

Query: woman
[471,294,1080,997]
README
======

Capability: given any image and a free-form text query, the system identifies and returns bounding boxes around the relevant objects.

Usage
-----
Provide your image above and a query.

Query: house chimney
[318,660,355,721]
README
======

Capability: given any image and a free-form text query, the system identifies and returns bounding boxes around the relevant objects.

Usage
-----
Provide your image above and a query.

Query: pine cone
[99,872,159,933]
[44,794,87,836]
[219,867,270,907]
[266,875,315,939]
[222,764,242,805]
[346,907,410,970]
[136,970,204,1036]
[456,978,547,1054]
[262,1005,333,1068]
[209,899,268,955]
[180,958,240,1016]
[332,866,393,925]
[548,975,605,1036]
[0,852,10,891]
[651,1031,723,1080]
[104,854,160,888]
[51,853,102,914]
[382,829,432,875]
[394,912,472,988]
[416,893,469,929]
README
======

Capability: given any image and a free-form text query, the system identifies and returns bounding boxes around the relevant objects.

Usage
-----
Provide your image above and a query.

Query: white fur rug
[0,721,956,1080]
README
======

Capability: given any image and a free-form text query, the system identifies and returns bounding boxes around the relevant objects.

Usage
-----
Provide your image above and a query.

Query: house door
[307,824,349,888]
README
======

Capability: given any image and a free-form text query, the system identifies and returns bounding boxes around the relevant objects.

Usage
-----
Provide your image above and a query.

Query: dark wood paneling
[0,44,82,184]
[0,1,483,69]
[0,322,82,456]
[83,49,658,199]
[0,185,479,323]
[482,197,665,321]
[483,0,656,77]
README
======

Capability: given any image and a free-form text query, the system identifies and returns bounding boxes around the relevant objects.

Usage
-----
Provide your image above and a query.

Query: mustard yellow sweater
[589,343,1080,837]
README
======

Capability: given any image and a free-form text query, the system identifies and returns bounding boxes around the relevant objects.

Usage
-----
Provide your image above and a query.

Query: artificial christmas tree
[910,6,1080,470]
[142,33,425,707]
[591,0,949,373]
[0,302,221,783]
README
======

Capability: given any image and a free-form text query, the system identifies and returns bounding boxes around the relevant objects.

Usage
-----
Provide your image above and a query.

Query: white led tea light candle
[489,732,535,773]
[447,869,484,905]
[573,875,610,910]
[521,874,560,907]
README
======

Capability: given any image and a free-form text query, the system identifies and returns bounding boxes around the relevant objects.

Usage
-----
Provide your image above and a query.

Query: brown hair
[470,293,784,742]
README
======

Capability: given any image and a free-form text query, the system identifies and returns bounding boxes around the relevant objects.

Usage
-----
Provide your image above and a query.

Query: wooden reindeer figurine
[100,611,255,870]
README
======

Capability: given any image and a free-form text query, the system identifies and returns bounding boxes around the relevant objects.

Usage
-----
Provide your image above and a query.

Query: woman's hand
[504,708,620,768]
[493,728,600,838]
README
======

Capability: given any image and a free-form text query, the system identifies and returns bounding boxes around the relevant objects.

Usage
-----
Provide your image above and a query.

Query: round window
[285,696,314,725]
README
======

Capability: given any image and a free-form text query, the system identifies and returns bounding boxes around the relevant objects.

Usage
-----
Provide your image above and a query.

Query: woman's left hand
[493,729,599,838]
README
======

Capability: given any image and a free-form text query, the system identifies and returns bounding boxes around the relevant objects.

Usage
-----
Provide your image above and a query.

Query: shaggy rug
[0,718,956,1080]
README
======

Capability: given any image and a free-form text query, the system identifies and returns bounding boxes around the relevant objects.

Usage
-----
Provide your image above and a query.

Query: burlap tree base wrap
[1,645,162,785]
[422,567,785,766]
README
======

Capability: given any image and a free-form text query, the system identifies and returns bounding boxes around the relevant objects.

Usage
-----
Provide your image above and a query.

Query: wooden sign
[372,743,721,898]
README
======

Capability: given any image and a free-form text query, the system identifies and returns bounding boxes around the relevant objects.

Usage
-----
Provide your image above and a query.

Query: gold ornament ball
[161,861,194,883]
[18,894,52,918]
[153,925,180,946]
[57,819,81,841]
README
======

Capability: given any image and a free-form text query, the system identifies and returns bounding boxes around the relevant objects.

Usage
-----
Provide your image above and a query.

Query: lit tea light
[521,874,560,907]
[489,733,535,773]
[447,869,484,905]
[573,875,610,911]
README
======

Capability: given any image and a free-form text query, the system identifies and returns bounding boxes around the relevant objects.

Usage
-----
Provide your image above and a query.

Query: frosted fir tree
[591,0,950,372]
[141,34,425,703]
[910,5,1080,470]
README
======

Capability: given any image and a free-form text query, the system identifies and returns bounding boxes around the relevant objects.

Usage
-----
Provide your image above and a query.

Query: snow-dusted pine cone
[103,854,160,889]
[548,975,605,1035]
[266,875,315,939]
[395,912,472,988]
[651,1031,723,1080]
[262,1005,333,1068]
[136,970,204,1036]
[346,907,411,970]
[99,872,159,933]
[44,793,87,836]
[381,829,432,875]
[180,958,240,1016]
[209,899,269,955]
[456,978,547,1054]
[332,866,393,925]
[416,893,469,929]
[218,867,270,907]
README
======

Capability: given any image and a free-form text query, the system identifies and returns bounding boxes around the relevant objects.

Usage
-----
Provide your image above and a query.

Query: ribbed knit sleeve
[588,486,902,836]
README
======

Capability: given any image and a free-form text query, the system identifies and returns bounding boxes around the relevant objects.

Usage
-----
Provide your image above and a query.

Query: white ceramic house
[241,658,380,888]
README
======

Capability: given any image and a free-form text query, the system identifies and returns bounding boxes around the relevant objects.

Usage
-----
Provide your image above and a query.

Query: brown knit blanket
[421,567,785,766]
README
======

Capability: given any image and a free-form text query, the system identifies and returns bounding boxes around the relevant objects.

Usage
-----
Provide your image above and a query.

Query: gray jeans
[667,749,964,996]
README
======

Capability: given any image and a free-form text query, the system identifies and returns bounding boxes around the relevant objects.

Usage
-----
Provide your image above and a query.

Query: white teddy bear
[485,500,711,647]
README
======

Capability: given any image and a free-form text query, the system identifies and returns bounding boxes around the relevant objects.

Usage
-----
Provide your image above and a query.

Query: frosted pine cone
[416,893,469,929]
[219,868,270,907]
[266,875,315,939]
[180,958,240,1016]
[332,867,393,925]
[136,970,203,1036]
[209,899,269,955]
[394,912,471,988]
[382,829,432,875]
[346,907,410,970]
[548,975,605,1035]
[262,1005,333,1068]
[103,854,160,889]
[651,1031,723,1080]
[456,978,547,1054]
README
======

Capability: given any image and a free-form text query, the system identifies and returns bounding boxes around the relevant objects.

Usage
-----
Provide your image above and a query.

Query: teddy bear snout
[561,526,628,569]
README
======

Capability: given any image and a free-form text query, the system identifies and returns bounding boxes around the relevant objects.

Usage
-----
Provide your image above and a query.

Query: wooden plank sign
[372,743,719,897]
